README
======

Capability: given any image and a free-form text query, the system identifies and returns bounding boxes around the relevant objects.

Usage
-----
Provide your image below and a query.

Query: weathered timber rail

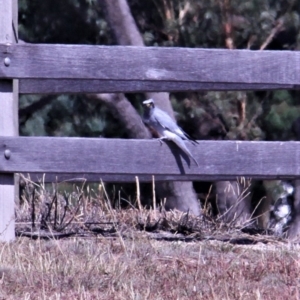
[1,44,300,93]
[1,137,300,181]
[1,0,300,241]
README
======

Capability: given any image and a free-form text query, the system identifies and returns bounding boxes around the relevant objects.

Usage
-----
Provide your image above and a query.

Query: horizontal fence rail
[1,137,300,181]
[1,44,300,94]
[18,80,300,94]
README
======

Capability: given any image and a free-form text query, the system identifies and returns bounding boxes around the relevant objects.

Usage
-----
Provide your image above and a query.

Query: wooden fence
[1,0,300,241]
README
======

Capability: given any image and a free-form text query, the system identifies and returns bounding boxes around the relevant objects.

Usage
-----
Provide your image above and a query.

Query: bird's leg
[158,136,168,145]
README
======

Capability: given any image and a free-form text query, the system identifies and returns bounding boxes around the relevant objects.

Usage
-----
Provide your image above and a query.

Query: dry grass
[1,236,299,299]
[0,177,299,299]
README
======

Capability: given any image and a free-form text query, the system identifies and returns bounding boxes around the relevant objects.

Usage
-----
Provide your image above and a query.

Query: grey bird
[142,99,199,166]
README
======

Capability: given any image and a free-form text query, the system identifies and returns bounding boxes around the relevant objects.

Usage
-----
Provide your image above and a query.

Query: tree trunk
[88,93,150,139]
[287,119,300,239]
[215,181,251,225]
[97,0,200,215]
[99,0,174,117]
[287,180,300,240]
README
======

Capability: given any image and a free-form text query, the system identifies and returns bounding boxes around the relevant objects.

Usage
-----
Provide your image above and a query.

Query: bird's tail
[171,136,199,167]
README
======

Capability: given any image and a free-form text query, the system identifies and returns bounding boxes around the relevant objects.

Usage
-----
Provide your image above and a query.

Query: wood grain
[1,44,300,87]
[19,79,299,94]
[0,0,17,241]
[24,173,292,183]
[1,137,300,180]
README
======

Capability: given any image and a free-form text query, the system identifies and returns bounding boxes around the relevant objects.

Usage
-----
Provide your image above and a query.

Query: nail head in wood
[4,57,11,66]
[4,149,11,159]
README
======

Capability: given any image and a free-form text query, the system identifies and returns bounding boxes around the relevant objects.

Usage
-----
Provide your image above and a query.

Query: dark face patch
[143,102,154,109]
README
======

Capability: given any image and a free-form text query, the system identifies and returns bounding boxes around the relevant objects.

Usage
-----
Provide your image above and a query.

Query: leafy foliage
[19,0,110,44]
[18,0,300,141]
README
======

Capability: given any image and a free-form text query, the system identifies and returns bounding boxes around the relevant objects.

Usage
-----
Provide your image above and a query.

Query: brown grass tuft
[0,176,298,299]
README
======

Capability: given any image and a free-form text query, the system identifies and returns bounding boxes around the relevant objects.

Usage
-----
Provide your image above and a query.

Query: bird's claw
[158,137,167,145]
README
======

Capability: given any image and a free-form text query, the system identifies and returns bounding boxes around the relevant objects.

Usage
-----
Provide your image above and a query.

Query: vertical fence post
[0,0,18,241]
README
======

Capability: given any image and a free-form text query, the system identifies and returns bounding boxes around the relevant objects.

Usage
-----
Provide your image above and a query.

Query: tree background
[17,0,300,223]
[18,0,300,142]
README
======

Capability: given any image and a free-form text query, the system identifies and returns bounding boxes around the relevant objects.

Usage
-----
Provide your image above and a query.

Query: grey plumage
[142,99,199,166]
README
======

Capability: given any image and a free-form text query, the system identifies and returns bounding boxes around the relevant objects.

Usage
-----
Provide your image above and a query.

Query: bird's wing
[154,107,198,143]
[163,130,199,166]
[154,107,184,133]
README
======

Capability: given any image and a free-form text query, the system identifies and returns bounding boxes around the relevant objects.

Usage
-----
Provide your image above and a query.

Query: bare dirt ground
[1,180,300,299]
